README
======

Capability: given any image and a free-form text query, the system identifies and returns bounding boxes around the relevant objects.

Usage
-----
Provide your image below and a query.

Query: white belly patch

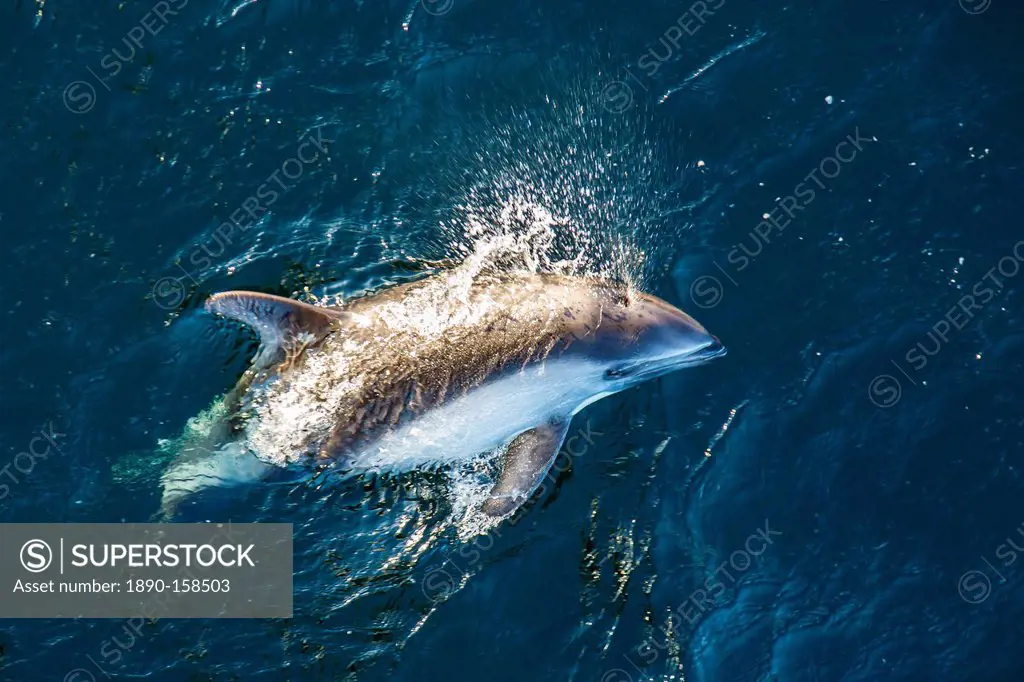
[347,359,606,472]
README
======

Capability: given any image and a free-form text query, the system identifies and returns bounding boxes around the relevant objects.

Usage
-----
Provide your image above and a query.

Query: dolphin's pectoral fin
[481,417,571,517]
[206,291,345,366]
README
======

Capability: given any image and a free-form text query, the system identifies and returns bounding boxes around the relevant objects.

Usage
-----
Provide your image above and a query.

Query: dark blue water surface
[2,0,1024,680]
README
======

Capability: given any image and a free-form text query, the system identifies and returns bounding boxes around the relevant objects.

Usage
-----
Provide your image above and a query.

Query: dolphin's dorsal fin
[206,291,344,365]
[481,417,571,517]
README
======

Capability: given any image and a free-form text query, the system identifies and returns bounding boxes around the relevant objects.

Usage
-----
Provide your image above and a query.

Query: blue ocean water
[2,0,1023,680]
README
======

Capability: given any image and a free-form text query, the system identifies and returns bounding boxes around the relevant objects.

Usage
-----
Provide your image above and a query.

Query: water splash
[448,198,648,291]
[428,88,678,291]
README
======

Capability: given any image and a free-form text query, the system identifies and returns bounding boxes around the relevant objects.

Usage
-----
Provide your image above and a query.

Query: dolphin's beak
[641,293,725,359]
[690,334,726,363]
[604,294,725,381]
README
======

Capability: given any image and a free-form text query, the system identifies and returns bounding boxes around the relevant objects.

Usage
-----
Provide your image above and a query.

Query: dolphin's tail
[159,440,273,518]
[110,398,274,518]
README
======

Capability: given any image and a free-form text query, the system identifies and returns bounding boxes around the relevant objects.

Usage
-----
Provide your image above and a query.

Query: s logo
[20,539,53,573]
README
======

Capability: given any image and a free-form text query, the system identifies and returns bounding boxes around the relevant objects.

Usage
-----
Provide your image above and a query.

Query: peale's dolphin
[160,266,725,517]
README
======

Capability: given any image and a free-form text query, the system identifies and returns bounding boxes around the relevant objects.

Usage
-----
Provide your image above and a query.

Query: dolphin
[160,266,725,517]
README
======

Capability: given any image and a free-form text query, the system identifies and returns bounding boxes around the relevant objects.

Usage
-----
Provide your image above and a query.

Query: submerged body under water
[2,0,1023,680]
